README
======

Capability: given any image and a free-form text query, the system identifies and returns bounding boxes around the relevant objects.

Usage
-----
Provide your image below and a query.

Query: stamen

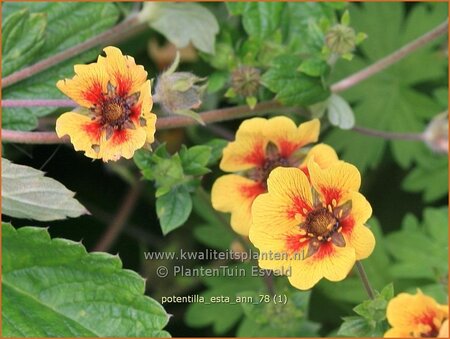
[332,199,337,207]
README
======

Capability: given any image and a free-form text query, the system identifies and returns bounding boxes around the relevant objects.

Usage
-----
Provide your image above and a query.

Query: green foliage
[2,9,46,77]
[141,2,219,54]
[1,158,88,221]
[338,284,393,337]
[385,207,448,283]
[261,55,330,106]
[2,223,170,337]
[184,263,264,334]
[2,2,120,130]
[327,94,356,129]
[134,144,216,235]
[237,290,320,337]
[326,2,447,172]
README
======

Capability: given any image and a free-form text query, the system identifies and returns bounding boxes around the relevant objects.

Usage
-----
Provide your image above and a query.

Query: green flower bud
[326,24,357,55]
[230,65,261,98]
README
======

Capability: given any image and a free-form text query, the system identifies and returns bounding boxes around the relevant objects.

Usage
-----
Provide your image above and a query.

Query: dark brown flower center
[248,142,291,188]
[90,82,141,139]
[305,208,338,238]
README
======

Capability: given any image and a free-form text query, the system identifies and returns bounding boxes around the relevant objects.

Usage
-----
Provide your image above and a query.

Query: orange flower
[211,116,337,235]
[249,161,375,290]
[56,46,156,162]
[385,291,448,337]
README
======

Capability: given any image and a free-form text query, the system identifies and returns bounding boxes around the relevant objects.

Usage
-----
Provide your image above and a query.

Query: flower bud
[154,53,207,124]
[326,24,356,55]
[230,65,261,98]
[424,112,448,154]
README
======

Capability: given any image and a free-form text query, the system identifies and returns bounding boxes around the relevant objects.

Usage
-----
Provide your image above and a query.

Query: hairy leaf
[143,2,219,54]
[156,186,193,235]
[2,223,170,337]
[1,158,88,221]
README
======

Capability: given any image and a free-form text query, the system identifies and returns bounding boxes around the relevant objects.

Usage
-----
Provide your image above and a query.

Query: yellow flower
[385,291,448,337]
[249,161,375,290]
[56,46,156,162]
[211,116,337,235]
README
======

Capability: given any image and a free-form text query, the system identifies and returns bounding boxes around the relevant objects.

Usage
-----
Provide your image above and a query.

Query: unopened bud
[424,112,448,154]
[231,65,261,98]
[154,53,207,124]
[326,24,356,55]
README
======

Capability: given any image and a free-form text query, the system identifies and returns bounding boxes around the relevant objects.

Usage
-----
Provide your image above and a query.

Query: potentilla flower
[249,161,375,290]
[385,291,448,338]
[211,116,338,236]
[56,46,156,162]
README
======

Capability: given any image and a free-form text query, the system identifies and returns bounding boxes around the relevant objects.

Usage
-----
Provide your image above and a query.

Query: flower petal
[99,127,147,162]
[300,143,339,176]
[57,63,108,107]
[265,117,320,158]
[384,327,412,338]
[288,243,356,290]
[130,80,156,143]
[308,160,361,206]
[386,291,448,335]
[56,112,103,159]
[265,167,313,220]
[211,174,265,235]
[98,46,148,97]
[220,118,268,172]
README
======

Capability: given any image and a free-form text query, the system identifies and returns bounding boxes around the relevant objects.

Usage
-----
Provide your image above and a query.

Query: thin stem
[331,19,448,93]
[355,261,375,300]
[2,14,143,89]
[2,99,76,107]
[2,130,67,144]
[93,181,142,252]
[352,125,425,141]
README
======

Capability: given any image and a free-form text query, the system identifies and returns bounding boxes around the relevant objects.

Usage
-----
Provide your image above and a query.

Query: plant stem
[2,14,143,89]
[352,125,425,141]
[2,130,67,144]
[93,181,142,252]
[2,99,76,107]
[355,261,375,300]
[331,19,448,93]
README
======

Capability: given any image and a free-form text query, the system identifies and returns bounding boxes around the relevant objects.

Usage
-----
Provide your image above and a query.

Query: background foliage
[2,2,448,337]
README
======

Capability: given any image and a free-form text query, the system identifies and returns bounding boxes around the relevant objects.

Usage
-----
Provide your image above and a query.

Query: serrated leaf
[2,2,120,131]
[298,58,329,77]
[1,158,88,221]
[2,223,170,337]
[156,186,192,235]
[179,145,211,176]
[241,3,285,39]
[327,94,355,129]
[2,9,47,77]
[144,2,218,54]
[385,208,448,281]
[262,55,330,106]
[337,316,372,337]
[326,3,447,172]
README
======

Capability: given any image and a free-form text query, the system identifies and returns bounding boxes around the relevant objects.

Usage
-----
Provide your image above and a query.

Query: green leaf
[298,58,329,77]
[262,55,330,106]
[402,153,448,202]
[207,71,229,93]
[184,263,264,334]
[237,290,320,337]
[2,223,170,337]
[338,283,393,337]
[241,3,285,39]
[2,2,120,131]
[1,158,88,221]
[156,186,193,235]
[2,9,47,77]
[143,2,219,54]
[385,207,448,281]
[327,94,355,129]
[179,145,211,176]
[226,3,248,16]
[205,138,228,166]
[326,3,447,172]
